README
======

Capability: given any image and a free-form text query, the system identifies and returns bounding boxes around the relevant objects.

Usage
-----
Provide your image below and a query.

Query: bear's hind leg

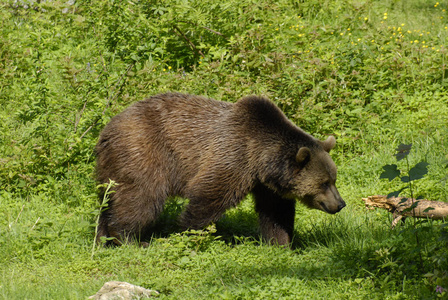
[97,183,168,245]
[95,211,113,245]
[253,185,295,246]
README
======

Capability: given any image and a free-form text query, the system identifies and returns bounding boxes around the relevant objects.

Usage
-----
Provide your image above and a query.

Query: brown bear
[95,93,345,246]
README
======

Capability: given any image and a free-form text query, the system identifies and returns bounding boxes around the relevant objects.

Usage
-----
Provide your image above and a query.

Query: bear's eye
[321,181,330,190]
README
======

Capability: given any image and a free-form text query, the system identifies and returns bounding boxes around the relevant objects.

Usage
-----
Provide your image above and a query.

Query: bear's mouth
[319,201,337,214]
[319,201,346,214]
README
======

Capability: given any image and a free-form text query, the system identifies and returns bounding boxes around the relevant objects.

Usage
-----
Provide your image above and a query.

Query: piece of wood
[362,195,448,228]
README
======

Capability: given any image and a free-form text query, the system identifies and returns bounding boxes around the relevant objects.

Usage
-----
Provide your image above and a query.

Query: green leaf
[398,197,408,204]
[401,176,410,183]
[387,187,408,198]
[401,201,419,213]
[408,161,429,181]
[394,143,412,161]
[380,164,400,181]
[423,207,435,213]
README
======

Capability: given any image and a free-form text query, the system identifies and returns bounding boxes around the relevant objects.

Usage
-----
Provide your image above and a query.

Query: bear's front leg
[253,185,296,246]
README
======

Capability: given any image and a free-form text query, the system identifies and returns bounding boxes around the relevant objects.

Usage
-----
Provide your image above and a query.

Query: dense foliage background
[1,0,447,298]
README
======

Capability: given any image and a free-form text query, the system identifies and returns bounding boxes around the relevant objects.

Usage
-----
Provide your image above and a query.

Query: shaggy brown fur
[95,93,345,245]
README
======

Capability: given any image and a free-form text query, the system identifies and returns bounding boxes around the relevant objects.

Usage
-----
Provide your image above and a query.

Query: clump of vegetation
[1,0,447,298]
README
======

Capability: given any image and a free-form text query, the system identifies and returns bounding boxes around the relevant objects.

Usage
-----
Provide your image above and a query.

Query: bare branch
[178,20,227,38]
[173,25,205,57]
[69,63,134,150]
[74,99,88,133]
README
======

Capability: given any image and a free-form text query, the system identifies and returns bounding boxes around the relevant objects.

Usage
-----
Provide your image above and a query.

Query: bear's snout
[301,186,346,215]
[317,186,346,214]
[319,200,345,214]
[338,200,346,211]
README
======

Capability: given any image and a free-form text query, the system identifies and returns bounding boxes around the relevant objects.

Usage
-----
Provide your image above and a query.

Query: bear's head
[283,136,345,214]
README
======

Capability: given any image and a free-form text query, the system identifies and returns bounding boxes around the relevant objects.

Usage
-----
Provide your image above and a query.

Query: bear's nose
[337,201,346,211]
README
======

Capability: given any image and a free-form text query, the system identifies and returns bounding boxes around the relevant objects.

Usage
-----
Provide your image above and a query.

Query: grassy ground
[1,0,448,299]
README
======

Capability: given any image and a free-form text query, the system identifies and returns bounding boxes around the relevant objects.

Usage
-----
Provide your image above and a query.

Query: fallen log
[362,195,448,228]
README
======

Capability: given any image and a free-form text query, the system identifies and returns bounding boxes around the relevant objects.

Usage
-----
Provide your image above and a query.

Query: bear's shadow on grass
[144,198,261,244]
[144,197,350,251]
[140,200,380,279]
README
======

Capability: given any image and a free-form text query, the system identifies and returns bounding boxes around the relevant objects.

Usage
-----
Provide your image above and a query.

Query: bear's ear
[296,147,311,166]
[321,136,336,153]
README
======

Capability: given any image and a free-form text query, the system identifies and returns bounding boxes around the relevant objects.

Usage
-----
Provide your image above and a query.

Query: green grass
[1,0,448,299]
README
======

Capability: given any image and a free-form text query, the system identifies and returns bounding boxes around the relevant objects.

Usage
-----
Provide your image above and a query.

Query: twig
[74,99,88,133]
[31,217,40,230]
[9,204,25,230]
[173,25,205,57]
[15,204,25,223]
[178,20,227,38]
[73,63,134,146]
[92,180,116,257]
